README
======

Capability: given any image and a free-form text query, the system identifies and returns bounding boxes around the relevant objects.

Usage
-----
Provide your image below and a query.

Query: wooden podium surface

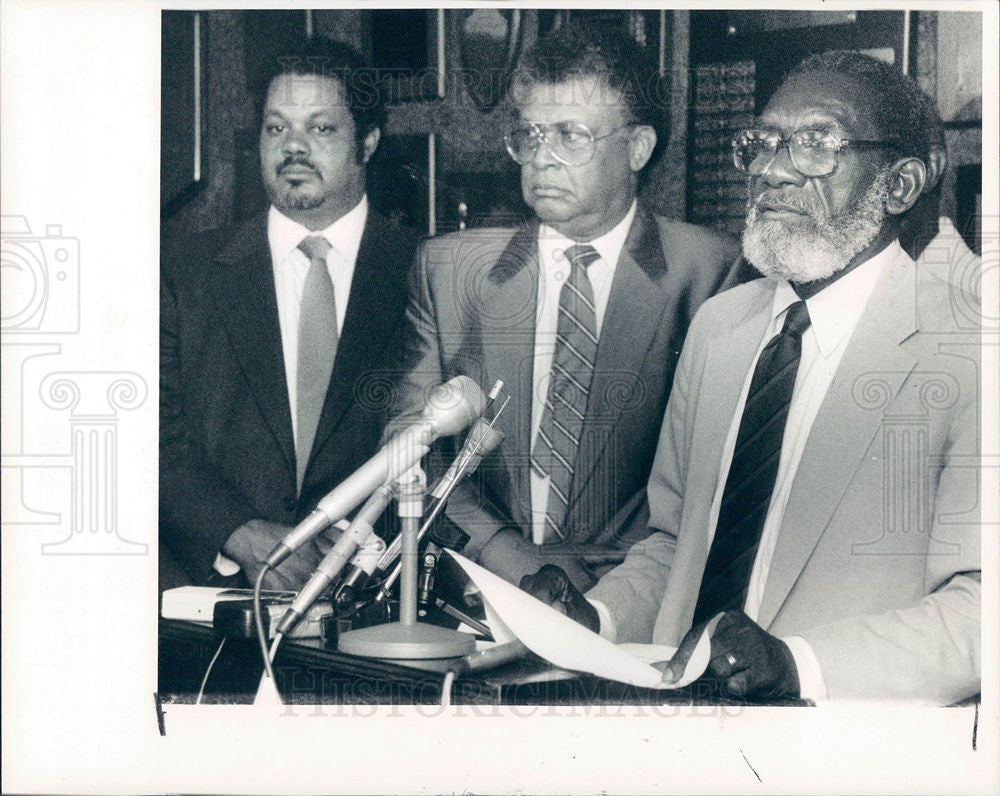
[158,618,805,707]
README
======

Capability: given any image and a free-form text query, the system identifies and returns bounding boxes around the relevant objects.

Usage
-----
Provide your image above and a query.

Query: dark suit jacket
[394,206,743,580]
[159,209,417,587]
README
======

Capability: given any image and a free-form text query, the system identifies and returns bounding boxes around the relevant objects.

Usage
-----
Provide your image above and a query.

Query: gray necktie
[296,235,337,493]
[530,244,601,542]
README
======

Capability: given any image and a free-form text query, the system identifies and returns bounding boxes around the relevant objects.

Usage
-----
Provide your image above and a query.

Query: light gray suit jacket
[392,208,741,580]
[588,247,981,702]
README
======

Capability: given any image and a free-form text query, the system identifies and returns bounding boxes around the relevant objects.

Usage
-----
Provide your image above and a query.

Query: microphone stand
[373,388,509,603]
[337,465,476,660]
[333,382,508,613]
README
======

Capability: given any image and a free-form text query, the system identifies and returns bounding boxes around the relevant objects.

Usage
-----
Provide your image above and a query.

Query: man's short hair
[513,23,669,169]
[788,51,939,167]
[261,37,386,157]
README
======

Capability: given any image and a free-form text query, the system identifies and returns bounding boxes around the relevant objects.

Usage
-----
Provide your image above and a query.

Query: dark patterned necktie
[530,244,601,542]
[296,235,337,494]
[692,300,811,625]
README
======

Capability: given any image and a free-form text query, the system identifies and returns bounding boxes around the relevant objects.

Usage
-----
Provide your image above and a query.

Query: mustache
[277,155,320,176]
[749,191,820,217]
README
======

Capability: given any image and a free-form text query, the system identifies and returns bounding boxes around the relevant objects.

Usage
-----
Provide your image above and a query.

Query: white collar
[267,195,369,267]
[537,200,637,270]
[771,240,903,357]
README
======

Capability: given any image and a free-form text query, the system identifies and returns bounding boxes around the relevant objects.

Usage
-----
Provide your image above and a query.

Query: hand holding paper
[519,564,599,633]
[664,610,800,698]
[448,551,717,689]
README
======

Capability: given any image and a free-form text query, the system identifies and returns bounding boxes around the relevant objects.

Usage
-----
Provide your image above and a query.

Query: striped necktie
[692,300,811,625]
[530,244,601,542]
[296,235,337,494]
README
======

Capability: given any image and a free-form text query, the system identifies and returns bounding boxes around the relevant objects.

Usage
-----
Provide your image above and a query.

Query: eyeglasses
[504,121,631,167]
[731,129,898,177]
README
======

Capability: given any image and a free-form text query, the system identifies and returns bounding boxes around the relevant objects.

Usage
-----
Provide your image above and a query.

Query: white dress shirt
[214,196,368,576]
[592,240,900,701]
[529,201,638,543]
[268,195,368,440]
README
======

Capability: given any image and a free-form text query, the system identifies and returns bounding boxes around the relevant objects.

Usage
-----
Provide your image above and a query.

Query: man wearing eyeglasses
[523,51,981,703]
[392,25,742,590]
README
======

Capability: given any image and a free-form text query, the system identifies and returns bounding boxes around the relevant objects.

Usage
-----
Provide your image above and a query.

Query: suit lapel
[308,211,410,466]
[687,287,775,532]
[567,208,668,510]
[757,253,919,628]
[651,283,774,644]
[208,214,296,477]
[480,221,540,527]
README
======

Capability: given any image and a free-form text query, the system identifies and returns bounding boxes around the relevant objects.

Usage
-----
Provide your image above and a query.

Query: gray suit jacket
[589,247,981,702]
[393,207,742,580]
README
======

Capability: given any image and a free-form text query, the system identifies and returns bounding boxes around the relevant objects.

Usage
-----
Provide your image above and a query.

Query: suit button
[283,497,296,512]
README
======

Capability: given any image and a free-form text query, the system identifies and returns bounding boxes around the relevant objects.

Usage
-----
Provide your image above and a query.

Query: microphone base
[337,621,475,660]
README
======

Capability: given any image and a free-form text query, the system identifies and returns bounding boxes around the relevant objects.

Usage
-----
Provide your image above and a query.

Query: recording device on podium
[275,380,509,636]
[272,376,509,635]
[161,375,528,708]
[270,375,491,635]
[242,375,489,691]
[163,375,519,700]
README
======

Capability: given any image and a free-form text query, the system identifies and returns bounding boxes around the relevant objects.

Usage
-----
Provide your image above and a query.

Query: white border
[2,2,997,793]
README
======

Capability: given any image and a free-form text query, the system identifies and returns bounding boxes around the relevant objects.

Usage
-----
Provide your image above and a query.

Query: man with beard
[522,51,981,703]
[160,38,417,590]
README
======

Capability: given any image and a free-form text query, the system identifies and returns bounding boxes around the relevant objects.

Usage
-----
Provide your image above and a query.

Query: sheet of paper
[448,551,718,689]
[480,596,518,645]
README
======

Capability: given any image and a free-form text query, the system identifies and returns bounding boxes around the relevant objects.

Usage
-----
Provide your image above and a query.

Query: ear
[360,127,381,165]
[924,144,948,192]
[628,125,657,173]
[885,157,927,215]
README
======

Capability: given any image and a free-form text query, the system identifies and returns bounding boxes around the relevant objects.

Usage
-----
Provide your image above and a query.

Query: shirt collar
[771,239,902,357]
[267,195,369,268]
[537,200,638,272]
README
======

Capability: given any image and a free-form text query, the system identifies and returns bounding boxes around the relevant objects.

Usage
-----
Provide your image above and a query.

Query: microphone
[265,376,485,569]
[428,406,507,502]
[333,382,508,611]
[376,412,506,574]
[275,484,394,636]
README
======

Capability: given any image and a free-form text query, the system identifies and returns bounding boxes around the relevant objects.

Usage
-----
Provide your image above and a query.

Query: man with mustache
[392,25,742,590]
[160,38,417,590]
[523,51,981,703]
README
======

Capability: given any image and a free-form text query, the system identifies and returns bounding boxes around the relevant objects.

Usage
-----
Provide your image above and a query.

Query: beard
[266,156,327,211]
[742,167,893,284]
[271,181,326,211]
